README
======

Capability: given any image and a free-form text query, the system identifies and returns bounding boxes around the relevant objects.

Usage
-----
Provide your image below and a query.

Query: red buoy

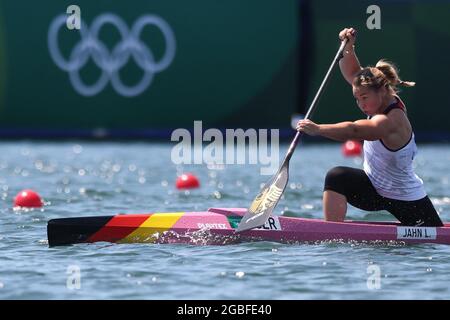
[342,140,362,157]
[176,173,200,189]
[14,189,43,208]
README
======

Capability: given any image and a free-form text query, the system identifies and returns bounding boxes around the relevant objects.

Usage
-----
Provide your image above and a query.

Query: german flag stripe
[118,212,185,243]
[87,214,152,243]
[47,216,115,246]
[48,212,187,246]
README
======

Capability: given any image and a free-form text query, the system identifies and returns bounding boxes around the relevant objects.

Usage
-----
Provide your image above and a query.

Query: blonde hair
[353,59,415,93]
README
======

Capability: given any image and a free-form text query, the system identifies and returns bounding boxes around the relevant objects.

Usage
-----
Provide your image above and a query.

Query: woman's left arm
[297,116,393,142]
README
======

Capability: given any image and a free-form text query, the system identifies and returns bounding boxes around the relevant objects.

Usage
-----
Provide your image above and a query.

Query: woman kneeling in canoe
[297,27,443,227]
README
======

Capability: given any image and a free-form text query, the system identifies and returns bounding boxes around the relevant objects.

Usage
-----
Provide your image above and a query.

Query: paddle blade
[236,164,289,232]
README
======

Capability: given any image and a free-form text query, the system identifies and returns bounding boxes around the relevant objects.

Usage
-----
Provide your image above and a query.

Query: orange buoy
[176,173,200,189]
[14,189,43,208]
[342,140,362,157]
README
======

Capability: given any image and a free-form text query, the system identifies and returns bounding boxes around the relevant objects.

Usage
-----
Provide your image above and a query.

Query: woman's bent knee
[324,166,348,195]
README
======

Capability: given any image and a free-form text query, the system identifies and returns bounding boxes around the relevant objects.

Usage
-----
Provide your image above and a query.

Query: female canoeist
[297,27,443,227]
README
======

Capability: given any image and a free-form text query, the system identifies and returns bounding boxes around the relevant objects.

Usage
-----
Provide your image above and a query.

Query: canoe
[47,207,450,246]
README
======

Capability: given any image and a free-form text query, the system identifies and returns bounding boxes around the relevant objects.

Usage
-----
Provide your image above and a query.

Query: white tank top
[363,98,426,201]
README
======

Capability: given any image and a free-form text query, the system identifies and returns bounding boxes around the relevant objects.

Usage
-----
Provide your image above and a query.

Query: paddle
[236,38,349,233]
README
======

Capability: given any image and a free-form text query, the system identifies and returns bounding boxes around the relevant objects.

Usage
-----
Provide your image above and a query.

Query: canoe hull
[47,208,450,246]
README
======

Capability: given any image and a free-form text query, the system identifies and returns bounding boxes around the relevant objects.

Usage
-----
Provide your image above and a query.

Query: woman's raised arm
[338,28,362,85]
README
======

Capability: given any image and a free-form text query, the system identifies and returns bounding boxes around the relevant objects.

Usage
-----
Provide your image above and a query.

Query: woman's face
[352,86,385,116]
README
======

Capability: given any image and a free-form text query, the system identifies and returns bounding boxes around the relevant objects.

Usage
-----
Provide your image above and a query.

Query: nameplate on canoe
[255,216,282,231]
[396,227,436,240]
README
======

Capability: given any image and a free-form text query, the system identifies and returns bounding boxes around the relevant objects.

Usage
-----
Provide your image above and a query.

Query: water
[0,142,449,299]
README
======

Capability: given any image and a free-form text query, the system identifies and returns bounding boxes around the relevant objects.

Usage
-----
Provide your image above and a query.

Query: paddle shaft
[235,39,349,233]
[283,39,348,165]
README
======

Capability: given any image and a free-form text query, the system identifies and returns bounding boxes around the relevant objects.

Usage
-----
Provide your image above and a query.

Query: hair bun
[375,59,415,88]
[353,60,415,93]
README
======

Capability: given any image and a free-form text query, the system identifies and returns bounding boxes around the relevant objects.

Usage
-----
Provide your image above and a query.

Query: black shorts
[323,166,443,227]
